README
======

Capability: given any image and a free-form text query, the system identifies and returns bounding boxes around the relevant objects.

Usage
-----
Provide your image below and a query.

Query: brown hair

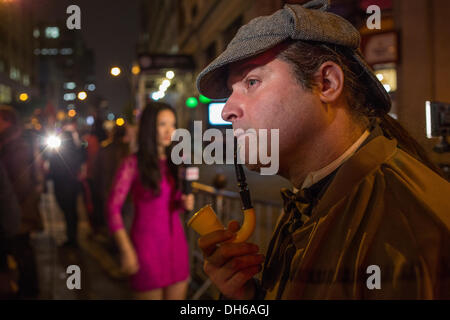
[277,40,443,176]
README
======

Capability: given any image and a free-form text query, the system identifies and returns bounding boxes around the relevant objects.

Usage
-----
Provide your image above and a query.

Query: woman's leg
[163,279,189,300]
[134,288,163,300]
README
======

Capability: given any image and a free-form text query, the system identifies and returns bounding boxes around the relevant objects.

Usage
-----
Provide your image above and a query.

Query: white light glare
[166,71,175,79]
[46,135,61,149]
[151,91,165,101]
[86,116,95,125]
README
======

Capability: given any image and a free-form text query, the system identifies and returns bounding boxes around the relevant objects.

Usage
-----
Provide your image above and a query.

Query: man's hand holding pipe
[198,221,265,300]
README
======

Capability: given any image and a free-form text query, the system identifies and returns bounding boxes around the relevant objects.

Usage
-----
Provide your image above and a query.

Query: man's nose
[221,95,243,123]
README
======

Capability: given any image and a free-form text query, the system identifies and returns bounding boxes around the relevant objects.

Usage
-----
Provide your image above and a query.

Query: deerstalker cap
[196,0,391,113]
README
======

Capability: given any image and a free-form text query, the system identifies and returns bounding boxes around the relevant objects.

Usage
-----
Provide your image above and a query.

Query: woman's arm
[107,156,139,275]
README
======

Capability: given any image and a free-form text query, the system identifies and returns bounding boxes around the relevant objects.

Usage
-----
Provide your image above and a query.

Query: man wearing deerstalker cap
[195,0,450,299]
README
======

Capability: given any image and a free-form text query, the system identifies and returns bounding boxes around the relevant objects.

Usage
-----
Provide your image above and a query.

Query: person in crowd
[195,0,450,299]
[81,119,108,234]
[0,105,43,299]
[0,163,21,299]
[107,102,194,300]
[92,124,131,239]
[47,120,84,248]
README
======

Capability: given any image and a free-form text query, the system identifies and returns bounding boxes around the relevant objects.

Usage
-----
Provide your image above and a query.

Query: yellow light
[57,111,66,121]
[68,109,76,117]
[132,65,140,75]
[116,117,125,126]
[19,93,29,101]
[110,67,121,77]
[77,91,87,100]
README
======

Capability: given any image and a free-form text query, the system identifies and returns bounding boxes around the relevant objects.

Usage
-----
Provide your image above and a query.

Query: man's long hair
[277,40,443,176]
[136,102,179,195]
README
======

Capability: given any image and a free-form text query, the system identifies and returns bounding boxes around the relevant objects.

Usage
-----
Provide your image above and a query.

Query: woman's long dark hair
[136,102,179,195]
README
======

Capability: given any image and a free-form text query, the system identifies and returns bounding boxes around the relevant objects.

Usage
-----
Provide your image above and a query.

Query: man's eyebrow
[227,64,266,89]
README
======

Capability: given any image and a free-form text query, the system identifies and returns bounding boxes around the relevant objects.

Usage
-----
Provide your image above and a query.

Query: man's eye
[248,79,259,87]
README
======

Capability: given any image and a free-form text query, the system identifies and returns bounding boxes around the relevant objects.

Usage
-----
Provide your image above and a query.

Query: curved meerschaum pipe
[187,138,256,243]
[187,206,255,243]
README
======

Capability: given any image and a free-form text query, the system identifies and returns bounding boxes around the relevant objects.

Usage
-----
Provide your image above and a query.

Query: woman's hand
[182,194,195,211]
[120,247,139,276]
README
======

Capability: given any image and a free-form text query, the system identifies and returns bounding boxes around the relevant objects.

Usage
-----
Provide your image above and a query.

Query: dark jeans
[53,179,80,245]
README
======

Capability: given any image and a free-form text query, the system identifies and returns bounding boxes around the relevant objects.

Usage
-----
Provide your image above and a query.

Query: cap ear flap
[302,0,330,11]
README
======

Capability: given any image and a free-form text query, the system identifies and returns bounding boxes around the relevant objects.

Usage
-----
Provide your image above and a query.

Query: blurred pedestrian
[0,162,21,299]
[92,124,131,239]
[47,121,84,248]
[107,102,194,300]
[0,105,43,299]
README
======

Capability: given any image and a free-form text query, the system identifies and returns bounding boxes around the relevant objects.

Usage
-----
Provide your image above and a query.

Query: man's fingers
[220,254,265,281]
[207,242,260,266]
[224,265,262,295]
[198,229,235,257]
[227,220,240,232]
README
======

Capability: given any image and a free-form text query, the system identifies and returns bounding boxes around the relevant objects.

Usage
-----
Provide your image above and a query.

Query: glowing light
[186,97,198,108]
[116,117,125,126]
[64,82,76,90]
[151,91,165,101]
[199,95,211,104]
[86,116,95,125]
[110,67,121,77]
[46,135,61,149]
[77,91,87,100]
[166,71,175,79]
[376,73,384,81]
[87,84,96,91]
[68,109,77,117]
[64,93,76,101]
[383,84,391,93]
[132,65,140,75]
[107,113,115,121]
[19,93,29,101]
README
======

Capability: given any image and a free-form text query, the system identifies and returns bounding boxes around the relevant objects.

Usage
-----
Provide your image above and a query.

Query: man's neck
[281,113,366,190]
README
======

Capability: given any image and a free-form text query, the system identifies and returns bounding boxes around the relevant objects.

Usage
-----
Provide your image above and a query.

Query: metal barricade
[184,182,282,300]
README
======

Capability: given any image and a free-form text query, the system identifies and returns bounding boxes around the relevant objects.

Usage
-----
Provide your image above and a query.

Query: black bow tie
[280,187,317,230]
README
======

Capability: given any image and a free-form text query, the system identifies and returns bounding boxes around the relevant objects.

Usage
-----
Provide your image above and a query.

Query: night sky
[32,0,141,114]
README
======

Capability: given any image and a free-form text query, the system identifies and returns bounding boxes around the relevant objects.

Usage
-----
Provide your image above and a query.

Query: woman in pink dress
[107,102,194,299]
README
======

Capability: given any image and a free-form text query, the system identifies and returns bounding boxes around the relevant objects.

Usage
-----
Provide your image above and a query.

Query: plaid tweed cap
[196,0,391,113]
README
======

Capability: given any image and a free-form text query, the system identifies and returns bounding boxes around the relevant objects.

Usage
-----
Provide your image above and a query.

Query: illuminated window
[374,64,397,93]
[64,93,76,101]
[0,85,12,103]
[64,82,76,90]
[60,48,73,55]
[45,27,59,39]
[23,74,30,86]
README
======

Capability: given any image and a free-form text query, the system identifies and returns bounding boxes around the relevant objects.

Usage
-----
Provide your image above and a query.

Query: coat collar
[313,134,398,215]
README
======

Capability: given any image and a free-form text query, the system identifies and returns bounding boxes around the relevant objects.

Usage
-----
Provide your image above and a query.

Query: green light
[199,95,211,104]
[186,97,198,108]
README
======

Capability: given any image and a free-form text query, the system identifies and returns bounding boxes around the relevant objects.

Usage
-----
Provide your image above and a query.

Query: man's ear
[314,61,344,104]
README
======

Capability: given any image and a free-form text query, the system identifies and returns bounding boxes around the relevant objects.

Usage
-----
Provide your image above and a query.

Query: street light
[77,91,87,100]
[19,93,29,102]
[166,71,175,79]
[110,67,121,77]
